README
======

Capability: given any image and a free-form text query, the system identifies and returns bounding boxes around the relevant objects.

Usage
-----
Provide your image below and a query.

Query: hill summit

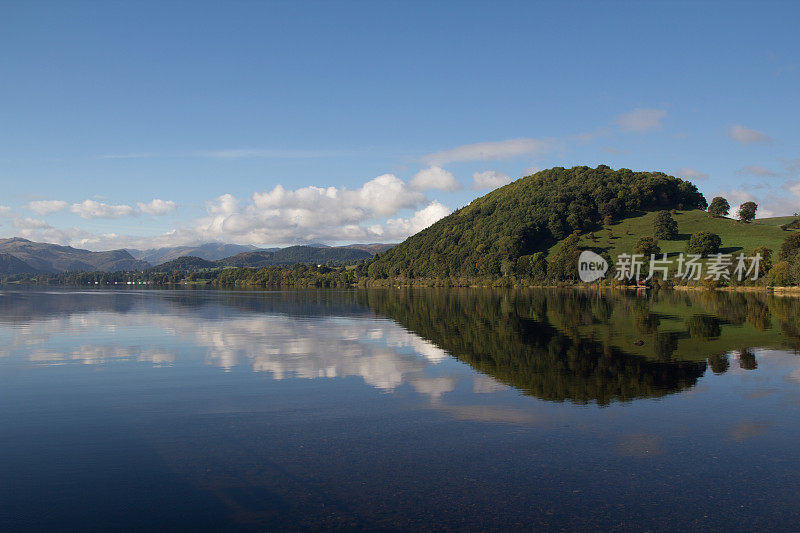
[368,165,707,279]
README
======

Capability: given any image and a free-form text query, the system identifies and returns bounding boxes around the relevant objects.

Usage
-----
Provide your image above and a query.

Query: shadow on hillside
[720,246,744,254]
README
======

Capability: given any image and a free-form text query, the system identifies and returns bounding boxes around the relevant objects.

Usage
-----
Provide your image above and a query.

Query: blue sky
[1,1,798,250]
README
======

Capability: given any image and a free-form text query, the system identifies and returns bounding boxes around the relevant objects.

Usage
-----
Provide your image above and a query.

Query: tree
[548,213,566,241]
[548,232,581,280]
[686,231,722,256]
[764,261,796,286]
[778,232,800,261]
[516,252,547,280]
[752,245,773,278]
[653,210,678,240]
[708,196,730,218]
[737,201,758,223]
[633,236,661,257]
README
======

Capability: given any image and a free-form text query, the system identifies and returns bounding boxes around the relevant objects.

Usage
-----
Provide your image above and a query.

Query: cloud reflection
[0,303,510,413]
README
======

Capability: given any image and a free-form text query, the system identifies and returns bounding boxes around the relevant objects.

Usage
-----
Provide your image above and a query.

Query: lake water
[1,288,799,531]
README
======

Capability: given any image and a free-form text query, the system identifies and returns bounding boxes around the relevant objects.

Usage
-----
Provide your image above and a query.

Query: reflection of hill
[2,287,797,406]
[360,290,708,405]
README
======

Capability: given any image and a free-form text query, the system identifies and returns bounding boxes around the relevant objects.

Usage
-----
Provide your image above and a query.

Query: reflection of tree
[653,332,680,361]
[362,290,707,405]
[633,309,660,335]
[738,348,758,370]
[746,302,772,332]
[708,354,730,374]
[686,315,722,341]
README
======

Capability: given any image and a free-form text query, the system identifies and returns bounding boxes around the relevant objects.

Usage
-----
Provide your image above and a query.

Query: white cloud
[137,199,177,216]
[0,206,12,217]
[711,182,800,220]
[716,190,762,217]
[70,199,135,219]
[194,174,429,245]
[409,167,461,191]
[737,165,778,177]
[423,138,557,165]
[674,167,709,181]
[13,217,51,230]
[383,201,451,238]
[472,170,513,190]
[615,108,667,132]
[2,174,451,250]
[28,200,68,215]
[727,124,772,144]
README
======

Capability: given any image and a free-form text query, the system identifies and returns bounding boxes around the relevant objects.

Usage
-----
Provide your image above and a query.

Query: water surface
[1,288,799,531]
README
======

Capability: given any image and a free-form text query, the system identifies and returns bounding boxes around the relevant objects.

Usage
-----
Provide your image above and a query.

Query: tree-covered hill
[368,166,707,279]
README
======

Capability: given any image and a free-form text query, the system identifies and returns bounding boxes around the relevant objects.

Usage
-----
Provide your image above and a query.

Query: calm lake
[1,288,799,531]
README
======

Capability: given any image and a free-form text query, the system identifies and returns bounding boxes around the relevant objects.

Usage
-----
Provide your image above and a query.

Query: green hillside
[553,209,795,258]
[755,216,798,228]
[368,165,707,279]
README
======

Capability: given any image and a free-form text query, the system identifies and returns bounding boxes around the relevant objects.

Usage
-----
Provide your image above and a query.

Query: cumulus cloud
[727,124,772,144]
[423,138,557,165]
[28,200,68,215]
[674,167,709,181]
[382,201,451,238]
[409,167,461,191]
[712,182,800,219]
[195,174,430,245]
[13,217,51,230]
[615,108,667,132]
[472,170,513,190]
[70,199,135,219]
[737,165,779,177]
[10,221,93,246]
[3,174,453,250]
[0,206,12,217]
[137,199,177,215]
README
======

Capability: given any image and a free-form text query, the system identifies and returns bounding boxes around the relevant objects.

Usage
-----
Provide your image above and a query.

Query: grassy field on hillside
[755,216,798,228]
[549,209,798,258]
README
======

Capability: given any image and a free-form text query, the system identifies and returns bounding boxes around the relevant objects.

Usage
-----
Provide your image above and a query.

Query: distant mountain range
[126,243,259,265]
[127,242,395,266]
[0,238,396,275]
[0,238,149,274]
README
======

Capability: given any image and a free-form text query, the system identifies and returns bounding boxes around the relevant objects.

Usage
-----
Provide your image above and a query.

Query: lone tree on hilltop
[687,231,722,256]
[708,197,730,218]
[653,210,678,240]
[737,201,758,223]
